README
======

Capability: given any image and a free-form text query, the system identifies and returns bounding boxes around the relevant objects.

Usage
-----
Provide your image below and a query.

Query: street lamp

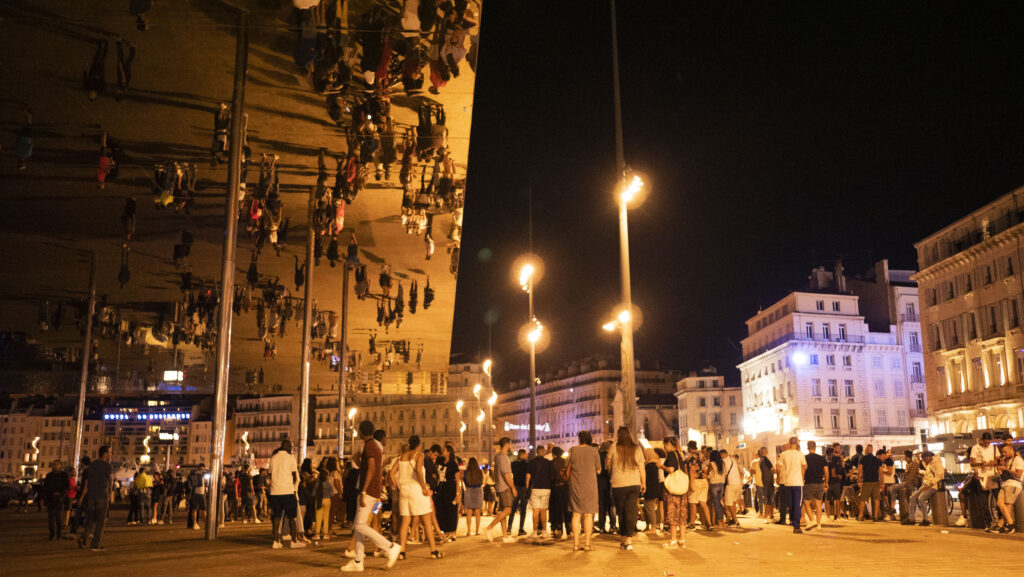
[615,170,647,439]
[484,359,495,466]
[514,255,546,455]
[343,407,357,458]
[459,421,467,454]
[456,400,465,451]
[476,409,485,461]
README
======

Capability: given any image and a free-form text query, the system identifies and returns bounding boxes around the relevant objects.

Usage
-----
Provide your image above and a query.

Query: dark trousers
[82,498,109,548]
[598,477,615,531]
[550,485,570,535]
[612,485,641,537]
[784,486,803,529]
[47,502,64,539]
[777,484,788,522]
[508,485,527,533]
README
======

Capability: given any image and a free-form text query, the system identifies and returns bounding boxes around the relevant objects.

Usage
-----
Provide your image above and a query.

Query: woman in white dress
[389,435,441,559]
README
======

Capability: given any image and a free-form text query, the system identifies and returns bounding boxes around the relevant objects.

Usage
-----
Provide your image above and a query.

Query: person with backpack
[42,460,70,540]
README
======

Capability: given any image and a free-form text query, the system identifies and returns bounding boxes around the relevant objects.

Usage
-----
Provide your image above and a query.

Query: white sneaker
[559,533,568,541]
[953,517,967,527]
[340,560,364,572]
[663,541,679,550]
[192,525,200,531]
[386,544,401,568]
[485,526,495,542]
[343,548,355,559]
[502,536,516,544]
[272,541,283,549]
[158,521,165,525]
[254,518,262,524]
[291,540,306,549]
[243,520,248,524]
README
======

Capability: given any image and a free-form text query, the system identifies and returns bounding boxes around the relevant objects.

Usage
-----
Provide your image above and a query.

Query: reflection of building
[0,399,103,478]
[913,188,1024,439]
[739,263,926,454]
[495,356,682,450]
[311,363,491,464]
[675,367,742,450]
[102,399,200,468]
[233,395,296,463]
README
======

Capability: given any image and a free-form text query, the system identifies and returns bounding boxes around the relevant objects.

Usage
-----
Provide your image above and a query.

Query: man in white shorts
[526,445,553,539]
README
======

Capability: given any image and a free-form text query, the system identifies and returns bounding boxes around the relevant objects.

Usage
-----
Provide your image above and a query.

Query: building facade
[739,264,927,454]
[913,188,1024,439]
[495,357,682,450]
[675,367,742,450]
[233,395,296,463]
[0,404,103,478]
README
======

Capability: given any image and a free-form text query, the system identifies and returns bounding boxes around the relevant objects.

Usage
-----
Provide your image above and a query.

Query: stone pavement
[1,508,1020,577]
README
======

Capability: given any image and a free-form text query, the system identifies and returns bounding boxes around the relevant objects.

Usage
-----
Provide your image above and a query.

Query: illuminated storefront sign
[103,412,191,421]
[503,422,550,432]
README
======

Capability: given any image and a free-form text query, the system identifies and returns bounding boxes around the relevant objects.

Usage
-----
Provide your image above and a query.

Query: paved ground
[1,506,1020,577]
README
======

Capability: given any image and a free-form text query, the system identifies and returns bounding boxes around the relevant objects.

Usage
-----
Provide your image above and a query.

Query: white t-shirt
[1004,455,1024,488]
[723,457,742,486]
[970,444,997,489]
[751,458,763,487]
[777,449,807,487]
[269,450,299,495]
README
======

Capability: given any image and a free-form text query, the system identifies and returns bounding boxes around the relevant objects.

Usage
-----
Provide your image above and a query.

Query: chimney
[834,259,846,293]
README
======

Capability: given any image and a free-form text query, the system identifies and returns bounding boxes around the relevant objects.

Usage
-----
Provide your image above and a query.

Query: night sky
[452,1,1024,389]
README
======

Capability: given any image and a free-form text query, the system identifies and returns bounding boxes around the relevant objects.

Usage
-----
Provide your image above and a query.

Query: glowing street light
[514,255,545,456]
[620,174,644,204]
[473,383,482,399]
[483,359,493,376]
[456,399,465,414]
[347,407,358,421]
[488,391,498,406]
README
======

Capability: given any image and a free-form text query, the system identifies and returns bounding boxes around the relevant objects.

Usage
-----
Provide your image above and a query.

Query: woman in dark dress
[433,443,463,540]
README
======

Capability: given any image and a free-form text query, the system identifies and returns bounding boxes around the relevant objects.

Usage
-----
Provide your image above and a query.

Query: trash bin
[931,490,948,526]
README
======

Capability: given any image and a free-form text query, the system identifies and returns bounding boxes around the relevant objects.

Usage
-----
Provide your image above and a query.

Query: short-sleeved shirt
[758,456,775,487]
[664,451,684,473]
[970,444,997,487]
[494,451,512,493]
[804,453,826,484]
[777,449,807,487]
[358,439,384,499]
[83,459,112,501]
[511,458,528,486]
[527,456,553,490]
[881,458,896,484]
[269,450,299,495]
[751,459,763,486]
[551,457,568,487]
[859,454,882,483]
[827,456,844,484]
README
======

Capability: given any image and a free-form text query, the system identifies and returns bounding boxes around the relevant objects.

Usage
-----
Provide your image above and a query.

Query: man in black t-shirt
[525,446,553,538]
[757,447,776,523]
[508,449,529,536]
[802,441,827,529]
[825,445,844,520]
[857,445,883,521]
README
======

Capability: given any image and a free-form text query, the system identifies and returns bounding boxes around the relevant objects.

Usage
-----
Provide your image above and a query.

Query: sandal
[397,552,406,560]
[430,550,443,559]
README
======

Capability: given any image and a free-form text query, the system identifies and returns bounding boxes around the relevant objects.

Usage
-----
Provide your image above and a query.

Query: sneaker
[243,520,248,524]
[1006,527,1017,534]
[919,521,931,527]
[953,517,967,527]
[78,536,87,549]
[90,546,106,551]
[254,518,262,524]
[343,548,355,559]
[291,540,306,548]
[386,544,401,568]
[502,536,516,544]
[662,541,679,550]
[517,530,527,536]
[793,528,803,534]
[340,560,364,572]
[485,527,495,542]
[559,532,568,541]
[192,525,201,531]
[158,521,165,525]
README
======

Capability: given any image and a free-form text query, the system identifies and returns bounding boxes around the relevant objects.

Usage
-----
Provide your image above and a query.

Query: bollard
[897,487,909,523]
[931,490,949,526]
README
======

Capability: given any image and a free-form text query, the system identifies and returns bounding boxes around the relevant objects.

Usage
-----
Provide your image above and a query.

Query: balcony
[907,343,922,353]
[743,332,865,361]
[871,427,915,436]
[900,313,919,323]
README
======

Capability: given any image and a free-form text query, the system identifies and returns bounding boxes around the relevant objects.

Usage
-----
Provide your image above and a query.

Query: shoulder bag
[664,451,690,496]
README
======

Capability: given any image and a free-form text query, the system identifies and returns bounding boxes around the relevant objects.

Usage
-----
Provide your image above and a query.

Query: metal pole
[528,284,537,454]
[610,0,637,438]
[207,11,248,540]
[298,186,315,463]
[337,264,350,458]
[73,251,97,472]
[488,370,494,466]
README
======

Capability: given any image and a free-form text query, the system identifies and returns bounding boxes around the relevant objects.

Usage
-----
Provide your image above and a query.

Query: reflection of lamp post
[476,409,485,461]
[459,421,467,454]
[347,407,358,457]
[484,359,495,465]
[526,320,543,452]
[473,384,482,457]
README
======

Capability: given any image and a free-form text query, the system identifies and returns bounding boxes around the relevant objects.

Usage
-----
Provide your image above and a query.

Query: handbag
[664,451,690,496]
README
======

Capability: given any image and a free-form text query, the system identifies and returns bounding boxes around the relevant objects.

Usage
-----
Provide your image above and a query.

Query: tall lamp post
[483,359,495,465]
[473,383,482,458]
[456,400,465,452]
[517,260,544,454]
[347,407,358,457]
[614,175,644,439]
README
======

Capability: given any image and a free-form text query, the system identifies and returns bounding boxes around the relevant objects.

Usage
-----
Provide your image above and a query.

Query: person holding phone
[341,420,401,572]
[994,444,1023,534]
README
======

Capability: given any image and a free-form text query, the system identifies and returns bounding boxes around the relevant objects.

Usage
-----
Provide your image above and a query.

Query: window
[877,409,888,426]
[728,395,736,406]
[893,379,904,397]
[891,357,901,370]
[844,379,854,397]
[897,410,908,426]
[847,410,857,430]
[843,355,852,367]
[946,281,956,301]
[712,413,721,425]
[698,380,706,389]
[1011,299,1020,329]
[872,356,882,369]
[911,362,923,382]
[698,397,706,408]
[915,393,925,411]
[805,322,814,339]
[699,414,707,426]
[814,410,823,429]
[927,288,937,307]
[713,397,721,407]
[874,379,885,397]
[964,273,973,293]
[832,301,841,312]
[984,265,993,285]
[810,354,819,366]
[823,324,831,340]
[729,413,737,426]
[826,355,836,366]
[838,324,847,340]
[1007,257,1015,277]
[828,379,838,397]
[811,379,822,397]
[831,410,840,430]
[993,351,1005,386]
[816,300,825,311]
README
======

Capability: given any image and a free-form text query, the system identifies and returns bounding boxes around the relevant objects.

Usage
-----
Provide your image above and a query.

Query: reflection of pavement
[1,508,1020,577]
[0,0,478,394]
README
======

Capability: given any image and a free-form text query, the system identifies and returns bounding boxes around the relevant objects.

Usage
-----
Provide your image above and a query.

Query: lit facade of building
[675,368,742,450]
[233,395,296,463]
[913,188,1024,438]
[739,264,927,453]
[0,406,103,478]
[494,357,681,450]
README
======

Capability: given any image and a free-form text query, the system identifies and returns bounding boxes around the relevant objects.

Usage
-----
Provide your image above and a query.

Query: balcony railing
[744,332,865,361]
[870,427,915,436]
[900,313,919,323]
[907,343,922,353]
